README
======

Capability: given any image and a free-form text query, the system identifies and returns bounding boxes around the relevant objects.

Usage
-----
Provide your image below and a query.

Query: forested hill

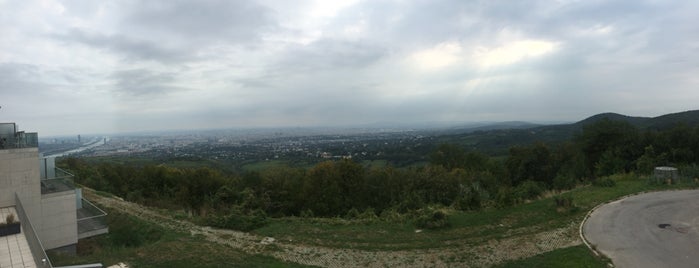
[440,109,699,155]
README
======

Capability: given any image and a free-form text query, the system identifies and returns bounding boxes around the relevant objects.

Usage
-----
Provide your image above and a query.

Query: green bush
[592,177,616,187]
[553,195,579,214]
[379,208,405,222]
[514,180,545,201]
[108,213,164,248]
[359,208,378,220]
[495,187,515,208]
[300,209,314,218]
[344,208,360,219]
[454,185,481,211]
[552,175,576,190]
[414,208,450,229]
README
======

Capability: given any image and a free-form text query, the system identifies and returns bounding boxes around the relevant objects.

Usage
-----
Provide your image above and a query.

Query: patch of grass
[254,175,698,251]
[496,245,609,268]
[48,210,308,268]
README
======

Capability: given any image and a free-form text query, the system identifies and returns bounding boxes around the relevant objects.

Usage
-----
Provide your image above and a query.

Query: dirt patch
[84,188,582,267]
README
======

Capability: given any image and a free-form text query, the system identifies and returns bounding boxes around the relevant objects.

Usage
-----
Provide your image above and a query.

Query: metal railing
[14,193,53,268]
[41,168,76,195]
[77,198,108,238]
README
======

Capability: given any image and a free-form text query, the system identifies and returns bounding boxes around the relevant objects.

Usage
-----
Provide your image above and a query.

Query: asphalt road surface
[583,190,699,268]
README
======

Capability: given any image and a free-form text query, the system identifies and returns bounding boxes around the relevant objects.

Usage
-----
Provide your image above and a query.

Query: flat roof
[0,206,38,268]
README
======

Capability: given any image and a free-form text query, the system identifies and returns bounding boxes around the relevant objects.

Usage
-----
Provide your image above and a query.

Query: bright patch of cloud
[309,0,361,18]
[410,42,463,70]
[475,40,558,68]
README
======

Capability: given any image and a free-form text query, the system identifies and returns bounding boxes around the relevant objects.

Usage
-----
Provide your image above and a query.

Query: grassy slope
[49,211,310,268]
[52,174,696,267]
[497,245,608,268]
[255,175,696,251]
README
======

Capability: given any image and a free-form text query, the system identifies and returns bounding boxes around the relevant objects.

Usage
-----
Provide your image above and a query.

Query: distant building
[1,122,108,267]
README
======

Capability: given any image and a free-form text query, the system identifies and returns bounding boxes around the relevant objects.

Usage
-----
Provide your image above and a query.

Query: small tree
[6,213,16,224]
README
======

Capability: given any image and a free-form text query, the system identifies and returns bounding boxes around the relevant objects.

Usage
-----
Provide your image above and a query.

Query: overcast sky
[1,0,698,136]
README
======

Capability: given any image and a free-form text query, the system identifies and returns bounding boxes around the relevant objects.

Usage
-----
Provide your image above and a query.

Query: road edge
[578,188,698,268]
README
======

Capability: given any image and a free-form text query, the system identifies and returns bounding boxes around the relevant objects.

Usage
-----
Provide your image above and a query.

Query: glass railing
[15,193,53,268]
[40,168,76,195]
[0,132,38,149]
[77,198,108,238]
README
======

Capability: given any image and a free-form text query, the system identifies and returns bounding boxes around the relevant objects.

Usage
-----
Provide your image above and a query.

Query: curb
[578,188,697,268]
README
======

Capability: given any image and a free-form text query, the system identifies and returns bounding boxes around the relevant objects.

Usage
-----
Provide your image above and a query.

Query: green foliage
[49,210,304,268]
[5,213,16,224]
[497,245,608,268]
[592,177,616,187]
[635,145,657,174]
[107,212,164,248]
[414,208,450,229]
[207,209,268,232]
[299,209,314,218]
[56,117,699,232]
[430,144,466,170]
[344,208,361,219]
[495,187,515,208]
[578,118,640,176]
[506,143,554,186]
[454,184,481,211]
[514,180,546,201]
[553,174,576,190]
[553,195,578,214]
[680,164,699,179]
[256,175,698,252]
[594,149,626,177]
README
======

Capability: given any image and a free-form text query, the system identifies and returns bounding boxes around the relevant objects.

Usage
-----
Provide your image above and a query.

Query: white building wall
[40,192,78,249]
[0,147,78,250]
[0,148,42,223]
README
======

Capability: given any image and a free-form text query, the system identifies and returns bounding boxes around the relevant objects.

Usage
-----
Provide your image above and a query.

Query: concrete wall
[1,147,78,250]
[0,148,41,217]
[39,192,78,249]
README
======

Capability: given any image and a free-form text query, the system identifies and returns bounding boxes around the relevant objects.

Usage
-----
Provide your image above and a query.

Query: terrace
[0,123,38,149]
[40,168,75,195]
[77,199,108,239]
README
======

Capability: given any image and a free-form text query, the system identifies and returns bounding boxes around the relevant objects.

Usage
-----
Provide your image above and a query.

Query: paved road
[583,190,699,268]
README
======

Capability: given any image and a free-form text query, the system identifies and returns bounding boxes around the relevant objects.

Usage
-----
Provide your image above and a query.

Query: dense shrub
[592,177,616,187]
[552,175,576,190]
[414,208,450,229]
[495,187,515,208]
[344,208,361,219]
[454,185,481,211]
[514,180,545,201]
[108,213,163,248]
[553,195,578,213]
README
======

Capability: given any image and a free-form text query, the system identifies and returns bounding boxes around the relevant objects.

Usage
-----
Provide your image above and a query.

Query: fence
[14,193,53,268]
[77,198,108,238]
[0,122,38,149]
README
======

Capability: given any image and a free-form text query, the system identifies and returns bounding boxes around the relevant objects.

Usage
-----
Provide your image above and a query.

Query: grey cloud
[125,0,277,44]
[54,29,194,63]
[0,63,41,94]
[274,39,387,73]
[110,69,183,97]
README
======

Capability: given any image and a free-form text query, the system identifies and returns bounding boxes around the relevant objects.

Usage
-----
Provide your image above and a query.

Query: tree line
[60,119,699,230]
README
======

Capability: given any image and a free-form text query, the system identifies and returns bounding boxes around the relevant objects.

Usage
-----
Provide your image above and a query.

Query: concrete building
[1,122,108,267]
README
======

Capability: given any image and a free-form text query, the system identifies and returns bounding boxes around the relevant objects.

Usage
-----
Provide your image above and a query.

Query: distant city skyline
[1,0,698,136]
